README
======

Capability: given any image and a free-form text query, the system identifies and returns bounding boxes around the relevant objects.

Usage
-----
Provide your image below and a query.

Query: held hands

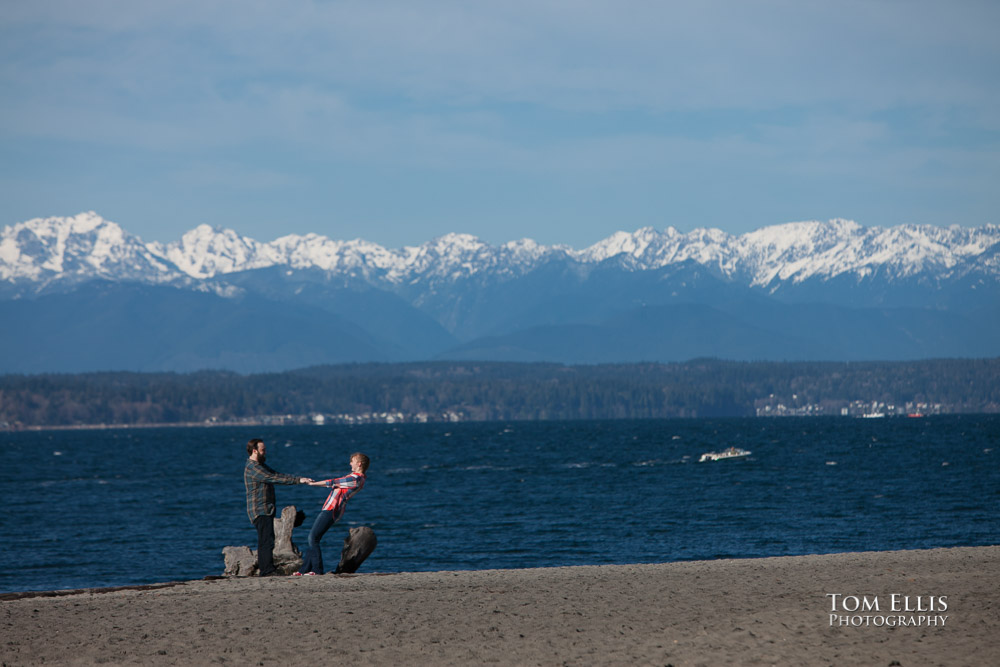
[299,477,314,484]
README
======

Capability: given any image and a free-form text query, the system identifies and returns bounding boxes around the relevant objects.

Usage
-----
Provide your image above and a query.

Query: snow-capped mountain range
[3,212,997,290]
[2,212,998,373]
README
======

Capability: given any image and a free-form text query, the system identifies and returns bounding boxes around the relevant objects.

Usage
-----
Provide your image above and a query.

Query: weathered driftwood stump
[221,546,257,576]
[222,505,305,576]
[334,526,377,574]
[222,506,377,576]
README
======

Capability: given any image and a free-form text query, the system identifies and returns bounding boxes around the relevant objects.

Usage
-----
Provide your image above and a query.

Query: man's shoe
[258,570,279,577]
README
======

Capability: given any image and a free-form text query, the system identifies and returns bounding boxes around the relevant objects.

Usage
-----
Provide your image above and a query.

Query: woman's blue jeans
[299,509,336,575]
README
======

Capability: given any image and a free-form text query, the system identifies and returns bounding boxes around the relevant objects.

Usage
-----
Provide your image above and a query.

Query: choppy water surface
[2,416,997,593]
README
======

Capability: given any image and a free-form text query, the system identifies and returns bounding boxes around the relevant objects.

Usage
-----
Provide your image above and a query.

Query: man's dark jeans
[253,514,276,576]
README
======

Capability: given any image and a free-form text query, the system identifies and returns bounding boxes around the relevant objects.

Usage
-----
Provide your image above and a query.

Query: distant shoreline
[3,420,255,432]
[4,410,997,434]
[6,411,998,434]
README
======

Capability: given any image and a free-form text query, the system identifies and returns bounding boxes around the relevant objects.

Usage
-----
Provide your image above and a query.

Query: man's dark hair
[247,438,264,456]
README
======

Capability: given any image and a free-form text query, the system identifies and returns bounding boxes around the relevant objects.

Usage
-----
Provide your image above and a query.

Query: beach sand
[2,546,997,666]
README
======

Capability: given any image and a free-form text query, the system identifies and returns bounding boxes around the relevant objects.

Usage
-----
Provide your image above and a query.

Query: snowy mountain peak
[501,237,559,263]
[432,232,486,251]
[582,228,655,262]
[3,213,999,298]
[741,218,861,253]
[0,212,176,284]
[147,224,283,279]
[734,219,996,285]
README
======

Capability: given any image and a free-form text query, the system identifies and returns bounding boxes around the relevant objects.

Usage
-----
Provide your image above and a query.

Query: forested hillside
[2,359,998,428]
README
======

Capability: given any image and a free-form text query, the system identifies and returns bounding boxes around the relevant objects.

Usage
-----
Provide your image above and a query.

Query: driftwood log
[335,526,378,574]
[222,506,377,576]
[222,505,304,576]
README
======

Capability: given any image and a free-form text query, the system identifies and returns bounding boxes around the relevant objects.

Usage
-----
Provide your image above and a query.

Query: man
[244,438,312,576]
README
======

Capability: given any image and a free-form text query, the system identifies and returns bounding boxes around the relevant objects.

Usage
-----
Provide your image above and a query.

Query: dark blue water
[1,416,997,594]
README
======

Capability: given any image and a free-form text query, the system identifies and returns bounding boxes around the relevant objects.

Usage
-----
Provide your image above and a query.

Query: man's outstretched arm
[247,462,311,485]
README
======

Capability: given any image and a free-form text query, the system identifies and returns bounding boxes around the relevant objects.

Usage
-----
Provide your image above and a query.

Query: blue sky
[2,0,997,248]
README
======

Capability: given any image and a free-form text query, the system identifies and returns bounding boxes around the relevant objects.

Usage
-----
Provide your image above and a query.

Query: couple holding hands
[243,438,369,577]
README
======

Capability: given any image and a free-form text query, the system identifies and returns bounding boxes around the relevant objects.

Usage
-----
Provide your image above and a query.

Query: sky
[1,0,998,249]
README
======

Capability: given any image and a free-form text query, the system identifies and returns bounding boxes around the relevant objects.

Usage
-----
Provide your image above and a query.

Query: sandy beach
[2,546,997,666]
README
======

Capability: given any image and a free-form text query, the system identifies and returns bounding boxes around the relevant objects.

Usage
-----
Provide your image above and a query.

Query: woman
[294,452,369,576]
